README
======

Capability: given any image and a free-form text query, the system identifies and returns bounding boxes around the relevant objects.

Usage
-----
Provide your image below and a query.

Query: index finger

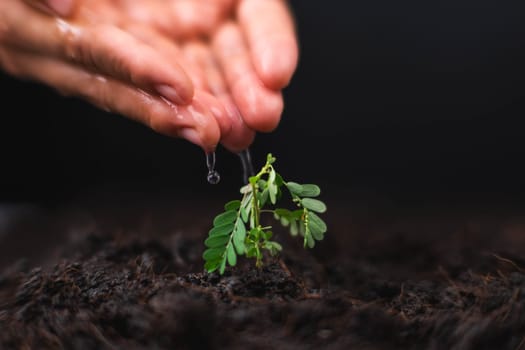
[237,0,299,90]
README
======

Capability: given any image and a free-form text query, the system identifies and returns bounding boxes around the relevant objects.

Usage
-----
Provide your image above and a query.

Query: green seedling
[203,153,328,274]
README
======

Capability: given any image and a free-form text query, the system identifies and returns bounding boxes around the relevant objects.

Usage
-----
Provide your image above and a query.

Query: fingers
[182,41,227,96]
[23,0,75,17]
[237,0,299,90]
[122,0,235,40]
[1,46,220,151]
[213,22,283,133]
[2,0,194,105]
[126,27,234,139]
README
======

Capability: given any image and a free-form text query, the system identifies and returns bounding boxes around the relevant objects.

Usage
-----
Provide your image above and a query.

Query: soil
[1,194,525,349]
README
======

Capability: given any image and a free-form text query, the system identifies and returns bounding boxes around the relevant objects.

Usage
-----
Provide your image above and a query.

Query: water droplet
[207,171,221,184]
[238,148,255,184]
[205,152,221,185]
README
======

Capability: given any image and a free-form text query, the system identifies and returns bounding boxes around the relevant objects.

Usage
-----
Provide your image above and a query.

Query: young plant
[203,153,328,274]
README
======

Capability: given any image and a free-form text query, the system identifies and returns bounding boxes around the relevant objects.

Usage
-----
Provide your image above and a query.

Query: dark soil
[1,196,525,349]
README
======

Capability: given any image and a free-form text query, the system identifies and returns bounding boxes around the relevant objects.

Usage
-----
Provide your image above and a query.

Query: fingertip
[256,40,299,90]
[219,98,256,152]
[194,90,232,137]
[233,83,284,132]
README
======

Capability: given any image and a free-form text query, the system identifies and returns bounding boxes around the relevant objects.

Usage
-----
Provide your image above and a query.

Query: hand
[0,0,298,153]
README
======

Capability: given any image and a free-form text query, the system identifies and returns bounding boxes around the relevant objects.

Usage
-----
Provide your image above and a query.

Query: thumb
[24,0,75,17]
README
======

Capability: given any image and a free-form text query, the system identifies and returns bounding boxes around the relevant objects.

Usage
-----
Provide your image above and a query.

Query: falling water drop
[238,148,255,184]
[205,152,221,185]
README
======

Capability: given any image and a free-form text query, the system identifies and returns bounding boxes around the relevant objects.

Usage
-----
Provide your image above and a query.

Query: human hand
[0,0,298,153]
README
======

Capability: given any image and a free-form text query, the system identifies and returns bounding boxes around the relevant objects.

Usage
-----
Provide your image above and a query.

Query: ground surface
[1,193,525,349]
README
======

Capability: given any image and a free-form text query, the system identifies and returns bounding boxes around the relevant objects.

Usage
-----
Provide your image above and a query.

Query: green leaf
[308,212,327,234]
[299,221,306,237]
[204,260,220,273]
[292,210,304,219]
[286,182,303,195]
[262,231,273,240]
[224,200,241,211]
[219,258,227,274]
[275,208,293,218]
[246,247,257,258]
[264,241,282,255]
[280,216,290,227]
[300,184,321,197]
[290,220,299,236]
[227,245,237,266]
[301,198,327,213]
[233,220,246,254]
[208,223,235,237]
[205,235,230,248]
[260,188,269,207]
[267,153,276,164]
[213,210,237,226]
[305,232,315,248]
[269,169,276,184]
[269,183,277,204]
[308,224,324,241]
[203,248,224,261]
[275,173,284,187]
[240,207,250,223]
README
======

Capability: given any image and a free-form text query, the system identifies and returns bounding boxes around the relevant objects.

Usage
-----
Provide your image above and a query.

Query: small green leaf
[262,231,273,240]
[290,220,299,236]
[205,235,230,248]
[269,183,277,204]
[286,182,303,195]
[233,220,246,254]
[292,210,304,219]
[301,198,327,213]
[272,241,283,251]
[275,208,293,218]
[299,221,306,237]
[300,184,321,197]
[208,223,235,237]
[260,188,269,207]
[227,245,237,266]
[308,212,327,234]
[269,169,276,184]
[305,232,315,248]
[308,224,324,241]
[246,247,257,258]
[224,200,241,211]
[204,260,220,273]
[275,173,284,187]
[280,216,290,227]
[240,207,250,223]
[203,248,224,261]
[213,210,237,226]
[219,258,227,274]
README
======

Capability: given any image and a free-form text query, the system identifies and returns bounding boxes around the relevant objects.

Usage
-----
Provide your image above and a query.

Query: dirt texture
[1,198,525,349]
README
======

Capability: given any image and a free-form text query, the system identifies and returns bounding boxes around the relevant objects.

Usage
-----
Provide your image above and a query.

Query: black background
[1,0,525,205]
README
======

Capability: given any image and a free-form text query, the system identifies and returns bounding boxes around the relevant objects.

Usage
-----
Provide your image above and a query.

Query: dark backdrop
[1,0,525,205]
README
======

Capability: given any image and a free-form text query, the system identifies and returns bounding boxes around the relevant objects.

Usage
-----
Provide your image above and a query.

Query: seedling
[203,153,328,274]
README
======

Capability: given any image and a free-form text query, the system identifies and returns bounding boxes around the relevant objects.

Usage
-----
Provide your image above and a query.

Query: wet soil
[1,196,525,349]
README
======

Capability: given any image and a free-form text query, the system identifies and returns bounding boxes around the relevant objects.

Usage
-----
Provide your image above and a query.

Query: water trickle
[238,148,255,184]
[206,152,221,185]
